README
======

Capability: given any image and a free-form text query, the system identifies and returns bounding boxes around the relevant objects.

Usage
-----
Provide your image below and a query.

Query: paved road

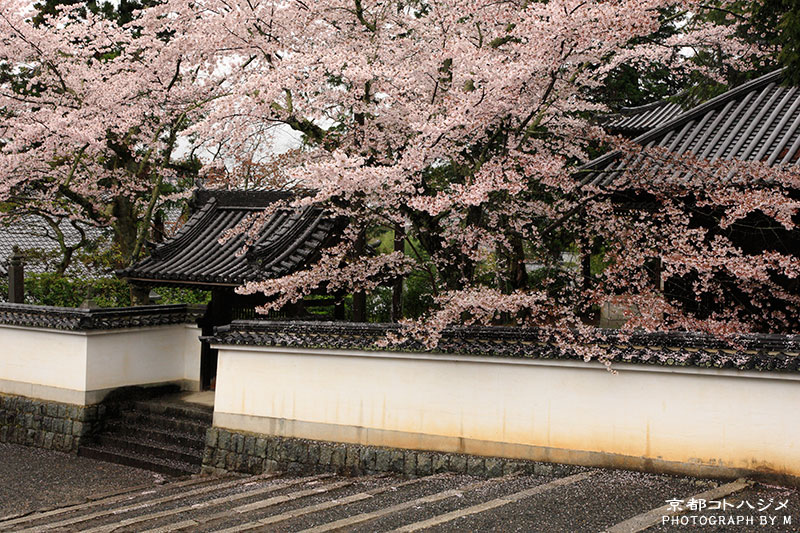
[1,442,798,532]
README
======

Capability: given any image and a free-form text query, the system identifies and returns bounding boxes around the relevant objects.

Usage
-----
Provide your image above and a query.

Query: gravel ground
[0,442,162,518]
[2,441,799,533]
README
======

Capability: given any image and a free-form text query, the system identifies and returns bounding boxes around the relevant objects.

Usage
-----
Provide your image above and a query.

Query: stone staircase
[78,396,212,477]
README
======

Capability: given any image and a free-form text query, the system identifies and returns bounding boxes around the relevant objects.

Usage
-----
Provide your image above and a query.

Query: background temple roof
[584,69,800,188]
[0,218,107,279]
[603,99,689,137]
[120,189,340,288]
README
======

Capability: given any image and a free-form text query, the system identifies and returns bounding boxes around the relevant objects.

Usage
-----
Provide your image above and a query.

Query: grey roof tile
[585,69,799,188]
[208,320,800,373]
[120,189,341,287]
[0,217,107,278]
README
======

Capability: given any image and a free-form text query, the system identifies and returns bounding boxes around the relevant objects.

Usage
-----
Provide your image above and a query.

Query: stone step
[96,433,203,465]
[103,420,206,449]
[119,411,209,438]
[78,444,200,477]
[132,400,213,424]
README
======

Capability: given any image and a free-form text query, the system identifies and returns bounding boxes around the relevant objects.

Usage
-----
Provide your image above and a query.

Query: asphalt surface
[1,442,799,532]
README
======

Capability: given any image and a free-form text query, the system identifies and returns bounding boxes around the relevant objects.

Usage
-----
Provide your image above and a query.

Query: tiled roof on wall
[119,190,340,287]
[208,320,800,373]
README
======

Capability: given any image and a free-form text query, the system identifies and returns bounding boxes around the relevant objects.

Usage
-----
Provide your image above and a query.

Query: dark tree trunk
[391,225,404,322]
[352,230,367,322]
[113,196,138,268]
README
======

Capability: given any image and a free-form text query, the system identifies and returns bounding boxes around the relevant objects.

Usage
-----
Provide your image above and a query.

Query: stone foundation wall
[0,394,104,452]
[202,428,576,479]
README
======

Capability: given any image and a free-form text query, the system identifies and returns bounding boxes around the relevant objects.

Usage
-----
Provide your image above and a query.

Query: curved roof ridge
[581,68,789,184]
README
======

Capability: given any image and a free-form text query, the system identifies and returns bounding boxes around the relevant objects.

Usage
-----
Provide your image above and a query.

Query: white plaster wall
[182,325,202,390]
[85,324,201,392]
[0,323,202,404]
[0,325,87,403]
[213,345,800,479]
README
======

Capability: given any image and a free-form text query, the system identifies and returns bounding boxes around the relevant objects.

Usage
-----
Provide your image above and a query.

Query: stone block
[362,448,377,472]
[0,426,7,443]
[225,451,237,470]
[264,459,280,473]
[533,463,553,476]
[432,454,449,474]
[503,462,525,476]
[234,453,245,471]
[72,421,84,436]
[247,456,263,474]
[202,446,214,466]
[485,458,503,478]
[319,444,334,466]
[68,406,80,420]
[62,420,73,436]
[233,434,245,454]
[255,437,268,458]
[244,435,256,456]
[416,453,432,476]
[374,449,391,472]
[58,405,67,418]
[218,430,231,451]
[277,440,292,462]
[267,438,278,460]
[345,445,360,471]
[450,454,467,474]
[43,432,54,449]
[287,461,305,476]
[205,428,219,448]
[331,445,346,468]
[467,457,486,477]
[308,443,321,465]
[389,450,405,473]
[292,441,309,463]
[214,449,227,469]
[404,452,417,476]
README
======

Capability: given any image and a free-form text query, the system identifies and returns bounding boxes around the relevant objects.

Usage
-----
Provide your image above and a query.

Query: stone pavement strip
[389,471,595,532]
[1,442,799,532]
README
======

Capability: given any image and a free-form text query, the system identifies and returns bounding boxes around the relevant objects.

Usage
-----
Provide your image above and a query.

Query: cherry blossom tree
[0,1,219,269]
[3,0,797,343]
[144,0,797,340]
